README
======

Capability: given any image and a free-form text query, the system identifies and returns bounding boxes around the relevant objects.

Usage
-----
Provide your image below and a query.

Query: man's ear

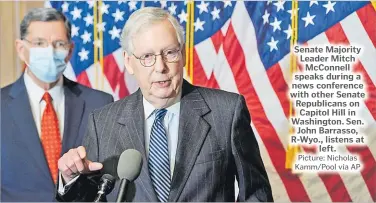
[65,42,74,63]
[15,39,27,62]
[123,51,134,75]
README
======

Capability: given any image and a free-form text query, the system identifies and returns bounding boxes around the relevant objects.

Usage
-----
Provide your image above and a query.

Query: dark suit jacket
[56,80,273,202]
[1,75,113,202]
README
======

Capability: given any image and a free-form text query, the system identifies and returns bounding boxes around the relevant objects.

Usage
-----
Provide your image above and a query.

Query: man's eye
[34,41,44,46]
[143,54,154,60]
[56,42,64,47]
[165,49,180,56]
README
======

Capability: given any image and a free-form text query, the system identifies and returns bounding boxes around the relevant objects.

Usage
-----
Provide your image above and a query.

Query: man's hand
[58,146,103,183]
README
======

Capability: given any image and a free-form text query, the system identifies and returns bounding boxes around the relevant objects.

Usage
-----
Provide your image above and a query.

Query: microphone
[94,174,116,202]
[115,149,143,203]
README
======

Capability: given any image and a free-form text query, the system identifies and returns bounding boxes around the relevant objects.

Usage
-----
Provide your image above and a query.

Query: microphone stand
[115,179,129,203]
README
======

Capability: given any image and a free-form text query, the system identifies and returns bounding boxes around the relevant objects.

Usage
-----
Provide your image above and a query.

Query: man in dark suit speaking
[56,7,273,202]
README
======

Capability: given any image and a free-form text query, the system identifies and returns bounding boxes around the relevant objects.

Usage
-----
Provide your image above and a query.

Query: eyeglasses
[23,38,71,51]
[133,48,181,67]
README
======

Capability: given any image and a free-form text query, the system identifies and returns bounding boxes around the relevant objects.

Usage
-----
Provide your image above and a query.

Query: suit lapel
[62,78,85,154]
[8,76,52,181]
[116,90,158,202]
[169,81,211,202]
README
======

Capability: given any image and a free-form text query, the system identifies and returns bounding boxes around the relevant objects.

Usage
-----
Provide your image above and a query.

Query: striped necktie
[148,109,170,202]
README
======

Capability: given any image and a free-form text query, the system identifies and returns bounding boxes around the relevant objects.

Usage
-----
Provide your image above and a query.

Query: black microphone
[115,149,143,203]
[94,174,116,202]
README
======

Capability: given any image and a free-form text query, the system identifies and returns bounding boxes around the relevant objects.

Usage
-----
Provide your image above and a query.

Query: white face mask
[26,46,68,83]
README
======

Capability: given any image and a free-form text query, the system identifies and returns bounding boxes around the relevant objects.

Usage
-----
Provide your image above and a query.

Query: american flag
[46,1,375,202]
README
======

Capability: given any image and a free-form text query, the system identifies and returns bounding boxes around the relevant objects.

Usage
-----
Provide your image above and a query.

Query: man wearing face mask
[0,8,114,202]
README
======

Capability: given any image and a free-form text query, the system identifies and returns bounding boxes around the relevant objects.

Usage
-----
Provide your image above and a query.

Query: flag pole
[94,0,98,90]
[286,0,301,171]
[185,1,195,84]
[185,1,191,83]
[99,0,104,91]
[189,1,194,85]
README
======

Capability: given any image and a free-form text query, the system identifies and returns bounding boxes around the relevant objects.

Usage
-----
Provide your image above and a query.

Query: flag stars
[118,0,127,4]
[83,14,94,27]
[194,17,205,32]
[270,17,282,32]
[211,6,221,20]
[302,12,316,27]
[112,9,125,22]
[160,1,167,9]
[267,37,279,52]
[262,10,270,24]
[109,26,121,40]
[80,30,92,44]
[99,2,110,15]
[61,1,69,13]
[71,24,79,37]
[184,0,192,5]
[178,10,188,23]
[96,22,106,32]
[197,1,209,14]
[78,48,89,61]
[284,25,292,39]
[273,0,285,12]
[168,3,177,15]
[70,6,82,20]
[87,0,95,9]
[323,1,336,14]
[223,0,232,8]
[287,8,300,16]
[128,1,138,11]
[309,0,319,7]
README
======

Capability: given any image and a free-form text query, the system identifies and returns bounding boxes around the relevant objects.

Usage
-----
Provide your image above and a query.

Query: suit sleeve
[56,113,101,202]
[106,94,114,104]
[231,95,274,202]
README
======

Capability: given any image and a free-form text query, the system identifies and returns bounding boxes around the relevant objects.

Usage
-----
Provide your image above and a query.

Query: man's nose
[154,55,167,73]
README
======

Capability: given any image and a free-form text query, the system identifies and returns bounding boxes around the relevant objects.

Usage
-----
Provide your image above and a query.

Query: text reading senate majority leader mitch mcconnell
[289,44,368,173]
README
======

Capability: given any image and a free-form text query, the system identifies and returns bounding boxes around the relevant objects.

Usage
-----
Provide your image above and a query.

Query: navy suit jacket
[1,75,113,202]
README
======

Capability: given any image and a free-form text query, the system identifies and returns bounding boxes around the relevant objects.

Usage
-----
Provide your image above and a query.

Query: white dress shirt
[24,71,65,139]
[59,95,181,194]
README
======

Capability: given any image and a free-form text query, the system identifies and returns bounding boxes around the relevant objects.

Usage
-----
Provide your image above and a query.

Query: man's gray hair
[120,7,185,54]
[20,8,71,41]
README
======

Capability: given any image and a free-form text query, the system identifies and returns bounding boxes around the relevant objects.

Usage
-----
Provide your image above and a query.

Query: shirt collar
[143,95,181,120]
[23,70,64,104]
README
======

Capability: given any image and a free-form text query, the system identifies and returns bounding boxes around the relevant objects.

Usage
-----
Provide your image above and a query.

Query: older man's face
[124,19,185,107]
